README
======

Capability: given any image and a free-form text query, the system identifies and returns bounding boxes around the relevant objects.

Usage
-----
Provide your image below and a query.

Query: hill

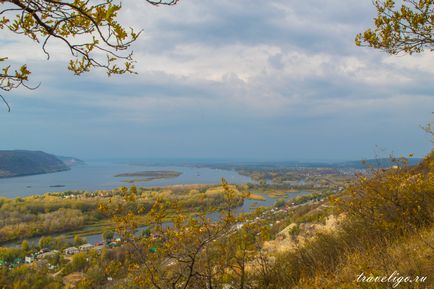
[0,150,70,178]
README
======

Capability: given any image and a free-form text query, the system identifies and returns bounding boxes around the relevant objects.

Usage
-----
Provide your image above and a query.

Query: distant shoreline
[0,167,71,179]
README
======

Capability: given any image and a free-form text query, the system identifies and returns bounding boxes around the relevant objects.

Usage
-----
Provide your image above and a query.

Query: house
[25,256,35,264]
[107,241,119,248]
[64,247,79,255]
[232,223,244,230]
[94,245,105,254]
[79,243,94,251]
[37,250,59,260]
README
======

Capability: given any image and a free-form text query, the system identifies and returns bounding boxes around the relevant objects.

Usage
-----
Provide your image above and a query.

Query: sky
[0,0,433,161]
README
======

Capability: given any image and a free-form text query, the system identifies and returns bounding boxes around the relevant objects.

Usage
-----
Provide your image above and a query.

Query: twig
[0,93,11,112]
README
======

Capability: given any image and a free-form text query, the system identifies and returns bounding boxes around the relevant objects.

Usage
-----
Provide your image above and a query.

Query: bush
[335,151,434,236]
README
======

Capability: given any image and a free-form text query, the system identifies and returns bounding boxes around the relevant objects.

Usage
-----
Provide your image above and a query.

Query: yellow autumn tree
[356,0,433,54]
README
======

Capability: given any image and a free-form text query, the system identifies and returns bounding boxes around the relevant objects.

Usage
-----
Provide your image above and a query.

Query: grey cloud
[133,0,374,55]
[1,0,432,159]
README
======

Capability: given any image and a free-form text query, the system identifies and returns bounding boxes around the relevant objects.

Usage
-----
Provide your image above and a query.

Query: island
[114,170,182,183]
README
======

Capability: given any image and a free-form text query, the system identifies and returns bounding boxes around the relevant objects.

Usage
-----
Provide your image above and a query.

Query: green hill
[0,150,70,178]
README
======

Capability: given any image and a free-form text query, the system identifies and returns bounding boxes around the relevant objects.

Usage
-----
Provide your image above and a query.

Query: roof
[79,243,93,248]
[37,251,59,259]
[64,247,79,251]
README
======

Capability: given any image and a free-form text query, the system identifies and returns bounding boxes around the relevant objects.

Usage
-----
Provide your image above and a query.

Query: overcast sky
[0,0,433,161]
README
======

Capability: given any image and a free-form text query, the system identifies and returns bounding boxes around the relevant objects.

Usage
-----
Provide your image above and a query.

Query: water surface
[0,161,251,197]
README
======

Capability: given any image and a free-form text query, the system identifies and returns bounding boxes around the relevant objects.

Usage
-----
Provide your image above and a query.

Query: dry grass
[294,226,434,289]
[63,272,86,287]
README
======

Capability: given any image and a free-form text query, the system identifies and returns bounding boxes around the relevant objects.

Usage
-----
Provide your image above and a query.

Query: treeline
[0,196,102,243]
[0,196,98,214]
[0,209,85,243]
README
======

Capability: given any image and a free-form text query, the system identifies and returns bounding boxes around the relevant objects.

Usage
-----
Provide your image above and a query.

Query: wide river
[0,160,314,247]
[0,161,252,198]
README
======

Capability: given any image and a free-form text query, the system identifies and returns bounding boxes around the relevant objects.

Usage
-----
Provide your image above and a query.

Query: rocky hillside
[0,150,70,178]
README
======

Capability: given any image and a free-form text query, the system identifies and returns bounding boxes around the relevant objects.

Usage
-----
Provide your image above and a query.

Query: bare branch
[0,93,11,112]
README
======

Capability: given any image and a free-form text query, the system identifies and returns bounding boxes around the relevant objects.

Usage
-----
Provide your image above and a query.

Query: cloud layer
[1,0,433,160]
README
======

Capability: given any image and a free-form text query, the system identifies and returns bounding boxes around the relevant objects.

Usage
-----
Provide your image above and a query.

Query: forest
[0,184,247,243]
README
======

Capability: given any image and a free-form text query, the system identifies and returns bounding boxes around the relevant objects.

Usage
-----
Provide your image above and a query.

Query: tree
[74,234,86,246]
[274,198,286,208]
[99,179,271,289]
[68,252,88,273]
[0,0,178,110]
[356,0,433,54]
[38,236,54,249]
[21,240,29,252]
[102,230,114,242]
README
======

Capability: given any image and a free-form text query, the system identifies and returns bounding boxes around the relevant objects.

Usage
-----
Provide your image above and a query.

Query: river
[2,190,311,247]
[0,161,252,197]
[0,160,311,247]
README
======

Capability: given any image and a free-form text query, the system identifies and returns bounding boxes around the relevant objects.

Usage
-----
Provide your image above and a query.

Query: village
[0,236,122,271]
